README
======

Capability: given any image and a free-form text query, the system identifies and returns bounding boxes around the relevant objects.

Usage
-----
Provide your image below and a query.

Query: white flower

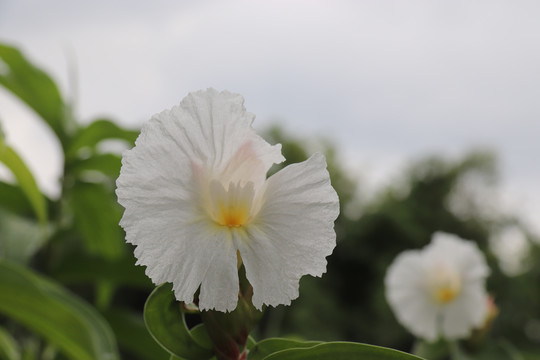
[116,89,339,312]
[385,232,490,341]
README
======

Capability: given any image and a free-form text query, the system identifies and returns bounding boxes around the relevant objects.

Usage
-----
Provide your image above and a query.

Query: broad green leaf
[104,309,169,360]
[66,119,138,158]
[247,338,322,360]
[189,324,213,350]
[0,209,43,262]
[0,326,20,360]
[247,336,256,350]
[0,260,119,360]
[0,43,67,143]
[0,137,47,225]
[69,182,124,260]
[144,284,214,360]
[261,342,424,360]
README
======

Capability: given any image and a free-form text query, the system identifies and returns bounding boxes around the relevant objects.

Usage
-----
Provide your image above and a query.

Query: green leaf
[260,342,424,360]
[69,182,124,260]
[50,254,152,289]
[0,137,47,225]
[0,43,67,143]
[104,309,169,360]
[144,283,214,360]
[247,338,322,360]
[0,260,119,360]
[0,209,43,262]
[66,119,139,158]
[0,325,20,360]
[0,181,36,217]
[189,324,214,350]
[68,153,122,179]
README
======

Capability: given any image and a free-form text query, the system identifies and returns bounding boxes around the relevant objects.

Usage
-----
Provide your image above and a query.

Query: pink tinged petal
[237,153,339,309]
[173,89,284,181]
[220,142,271,189]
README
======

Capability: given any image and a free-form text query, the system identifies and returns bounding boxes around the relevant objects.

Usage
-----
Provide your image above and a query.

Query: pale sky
[0,0,539,234]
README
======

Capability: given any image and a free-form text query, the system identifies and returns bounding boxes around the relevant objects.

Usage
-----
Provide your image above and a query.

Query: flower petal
[441,283,488,339]
[237,153,339,309]
[122,207,239,311]
[198,230,240,312]
[429,232,490,281]
[385,251,440,341]
[171,88,283,186]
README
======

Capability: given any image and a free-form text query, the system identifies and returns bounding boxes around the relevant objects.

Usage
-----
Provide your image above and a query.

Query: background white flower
[116,89,340,312]
[385,232,490,341]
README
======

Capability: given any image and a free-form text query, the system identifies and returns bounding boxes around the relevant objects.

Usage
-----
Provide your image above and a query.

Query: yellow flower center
[208,180,255,228]
[435,286,459,304]
[215,199,251,228]
[427,263,462,305]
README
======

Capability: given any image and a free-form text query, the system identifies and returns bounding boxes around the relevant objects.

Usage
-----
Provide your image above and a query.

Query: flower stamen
[426,263,462,305]
[208,180,255,228]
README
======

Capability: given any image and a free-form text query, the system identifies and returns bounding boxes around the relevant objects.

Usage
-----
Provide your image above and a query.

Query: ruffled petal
[120,205,239,311]
[170,88,283,186]
[198,230,240,312]
[237,153,339,309]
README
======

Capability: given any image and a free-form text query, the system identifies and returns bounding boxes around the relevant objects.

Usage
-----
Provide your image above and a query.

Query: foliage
[0,43,152,360]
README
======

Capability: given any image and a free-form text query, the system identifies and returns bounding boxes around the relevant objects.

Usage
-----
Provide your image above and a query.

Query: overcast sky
[0,0,539,233]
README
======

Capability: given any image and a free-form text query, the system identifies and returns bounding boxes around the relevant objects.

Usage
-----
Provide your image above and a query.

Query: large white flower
[385,232,490,341]
[116,89,339,312]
